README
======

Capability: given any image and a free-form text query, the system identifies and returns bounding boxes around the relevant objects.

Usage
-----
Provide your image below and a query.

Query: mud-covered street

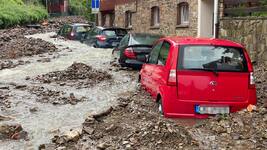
[0,27,138,149]
[0,17,266,150]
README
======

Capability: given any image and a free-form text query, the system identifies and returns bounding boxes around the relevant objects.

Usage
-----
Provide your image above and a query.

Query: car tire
[158,98,164,116]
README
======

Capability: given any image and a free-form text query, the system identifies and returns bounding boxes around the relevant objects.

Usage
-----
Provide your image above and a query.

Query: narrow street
[0,32,138,149]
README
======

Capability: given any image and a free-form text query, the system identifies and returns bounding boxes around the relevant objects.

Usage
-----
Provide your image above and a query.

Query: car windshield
[102,29,127,36]
[178,46,248,72]
[129,34,161,46]
[76,26,89,33]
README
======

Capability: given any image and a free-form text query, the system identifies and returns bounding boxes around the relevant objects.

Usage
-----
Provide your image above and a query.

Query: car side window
[158,41,171,65]
[149,41,163,64]
[119,35,129,47]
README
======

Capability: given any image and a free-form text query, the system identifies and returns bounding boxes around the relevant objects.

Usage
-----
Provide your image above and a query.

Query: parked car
[113,33,163,68]
[58,23,91,41]
[83,27,128,48]
[140,37,257,118]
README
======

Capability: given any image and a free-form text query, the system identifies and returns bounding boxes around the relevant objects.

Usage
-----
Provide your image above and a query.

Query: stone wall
[114,0,198,36]
[220,17,267,64]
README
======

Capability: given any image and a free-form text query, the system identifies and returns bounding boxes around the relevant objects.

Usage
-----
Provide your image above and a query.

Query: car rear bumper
[120,59,144,68]
[159,86,257,119]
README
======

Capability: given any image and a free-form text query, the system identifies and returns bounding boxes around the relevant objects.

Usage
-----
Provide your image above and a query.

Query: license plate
[112,42,119,46]
[195,105,230,114]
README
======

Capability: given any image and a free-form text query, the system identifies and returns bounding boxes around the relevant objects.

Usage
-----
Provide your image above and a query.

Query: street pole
[214,0,219,38]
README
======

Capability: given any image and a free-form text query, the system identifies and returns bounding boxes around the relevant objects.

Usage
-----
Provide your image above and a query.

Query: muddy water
[0,33,137,150]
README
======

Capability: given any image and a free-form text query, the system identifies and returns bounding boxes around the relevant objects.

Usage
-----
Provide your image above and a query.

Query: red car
[140,37,257,118]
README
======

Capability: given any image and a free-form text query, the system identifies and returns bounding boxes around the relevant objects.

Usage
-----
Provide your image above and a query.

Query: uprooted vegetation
[34,63,112,88]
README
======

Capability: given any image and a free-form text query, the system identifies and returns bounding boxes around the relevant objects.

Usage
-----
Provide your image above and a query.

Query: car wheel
[158,98,164,115]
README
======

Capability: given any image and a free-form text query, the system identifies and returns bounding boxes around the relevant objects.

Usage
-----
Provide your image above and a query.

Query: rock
[83,126,94,135]
[97,142,109,150]
[29,107,38,113]
[15,84,27,89]
[0,115,13,121]
[92,107,113,119]
[25,76,30,80]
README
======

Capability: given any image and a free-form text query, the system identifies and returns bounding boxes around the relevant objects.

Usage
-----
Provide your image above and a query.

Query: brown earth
[40,64,267,150]
[0,16,88,70]
[28,86,86,105]
[33,63,112,88]
[0,123,28,141]
[40,90,199,150]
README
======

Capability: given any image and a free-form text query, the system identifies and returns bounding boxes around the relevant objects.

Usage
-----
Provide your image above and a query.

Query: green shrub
[0,0,48,28]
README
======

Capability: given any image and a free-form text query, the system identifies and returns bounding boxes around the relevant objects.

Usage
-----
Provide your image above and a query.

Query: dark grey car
[83,27,128,48]
[113,33,163,68]
[58,23,91,41]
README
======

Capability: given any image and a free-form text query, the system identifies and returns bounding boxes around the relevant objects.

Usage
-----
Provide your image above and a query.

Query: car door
[86,28,98,45]
[141,41,163,95]
[149,41,171,97]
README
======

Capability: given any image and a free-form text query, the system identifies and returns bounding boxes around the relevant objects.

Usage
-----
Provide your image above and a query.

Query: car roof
[70,23,90,26]
[95,26,127,30]
[164,36,244,48]
[130,33,163,37]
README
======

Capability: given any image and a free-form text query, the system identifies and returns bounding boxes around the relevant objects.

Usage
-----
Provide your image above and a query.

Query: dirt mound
[28,86,85,105]
[0,123,28,140]
[45,16,88,32]
[40,90,198,150]
[255,64,267,105]
[35,63,112,88]
[0,37,57,60]
[189,64,267,149]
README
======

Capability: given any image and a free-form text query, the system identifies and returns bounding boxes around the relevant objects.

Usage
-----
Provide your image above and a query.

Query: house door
[198,0,214,38]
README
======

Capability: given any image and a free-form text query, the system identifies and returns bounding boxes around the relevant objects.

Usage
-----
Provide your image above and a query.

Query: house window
[125,11,132,28]
[177,2,189,26]
[151,6,160,27]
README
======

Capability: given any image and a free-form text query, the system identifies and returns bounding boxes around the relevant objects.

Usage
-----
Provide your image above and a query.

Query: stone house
[99,0,222,38]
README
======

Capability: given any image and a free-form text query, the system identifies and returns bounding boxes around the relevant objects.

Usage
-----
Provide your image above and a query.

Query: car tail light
[124,48,136,59]
[96,35,106,41]
[167,69,177,86]
[249,72,256,89]
[70,32,75,37]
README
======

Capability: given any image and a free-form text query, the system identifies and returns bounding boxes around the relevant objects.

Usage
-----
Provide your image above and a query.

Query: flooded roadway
[0,33,138,149]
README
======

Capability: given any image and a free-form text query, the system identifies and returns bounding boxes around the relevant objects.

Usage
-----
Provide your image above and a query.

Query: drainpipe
[214,0,219,38]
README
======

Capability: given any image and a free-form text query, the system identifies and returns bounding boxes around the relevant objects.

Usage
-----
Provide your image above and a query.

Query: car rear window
[178,46,248,72]
[76,26,89,33]
[129,35,161,46]
[102,29,127,36]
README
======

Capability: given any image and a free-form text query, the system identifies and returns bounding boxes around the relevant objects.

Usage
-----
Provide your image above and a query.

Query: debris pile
[0,124,28,140]
[35,63,112,88]
[254,64,267,106]
[41,90,199,149]
[190,64,267,149]
[0,37,58,60]
[28,86,85,105]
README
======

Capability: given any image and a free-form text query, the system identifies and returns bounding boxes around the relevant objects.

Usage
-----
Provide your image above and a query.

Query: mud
[41,90,199,150]
[0,123,28,141]
[0,16,87,71]
[28,86,86,105]
[33,63,112,88]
